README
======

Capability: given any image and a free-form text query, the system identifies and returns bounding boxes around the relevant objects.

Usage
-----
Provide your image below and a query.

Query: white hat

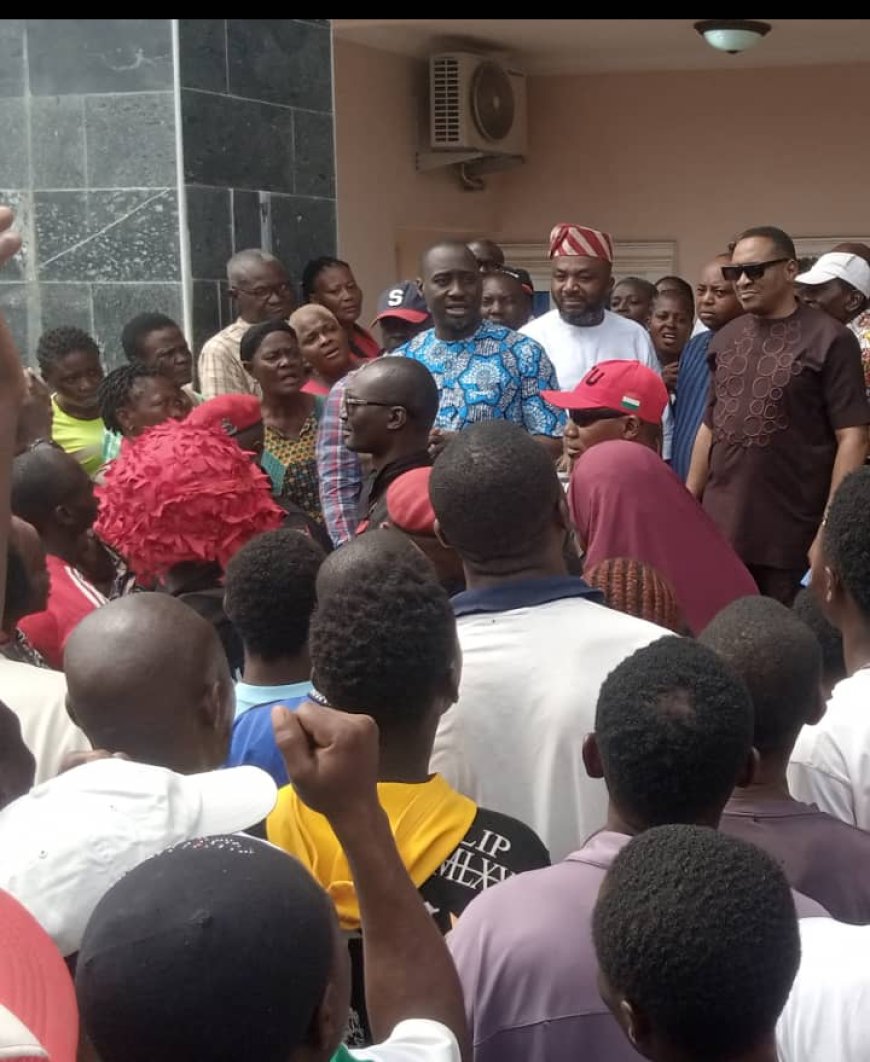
[0,758,278,956]
[796,252,870,299]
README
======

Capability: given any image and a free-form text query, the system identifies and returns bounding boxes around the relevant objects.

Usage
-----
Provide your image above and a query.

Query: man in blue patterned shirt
[396,243,564,457]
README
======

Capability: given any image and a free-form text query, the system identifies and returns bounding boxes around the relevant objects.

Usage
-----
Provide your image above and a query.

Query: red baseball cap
[385,467,436,535]
[0,889,78,1061]
[542,360,668,425]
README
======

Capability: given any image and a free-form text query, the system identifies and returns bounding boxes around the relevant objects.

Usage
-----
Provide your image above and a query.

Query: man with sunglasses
[542,360,667,467]
[341,358,440,532]
[687,226,869,605]
[199,249,296,400]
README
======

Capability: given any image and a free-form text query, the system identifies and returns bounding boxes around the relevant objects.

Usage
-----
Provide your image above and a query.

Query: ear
[734,746,760,789]
[785,258,800,282]
[621,415,642,441]
[582,732,603,779]
[199,677,229,736]
[433,517,452,551]
[606,274,615,296]
[620,999,655,1058]
[387,405,408,431]
[845,289,864,316]
[53,503,77,530]
[304,978,346,1057]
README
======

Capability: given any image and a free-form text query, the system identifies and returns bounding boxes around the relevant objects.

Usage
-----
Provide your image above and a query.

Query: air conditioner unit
[429,51,527,158]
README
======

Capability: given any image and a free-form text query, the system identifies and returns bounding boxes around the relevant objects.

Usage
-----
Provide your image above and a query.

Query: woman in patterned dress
[239,320,325,528]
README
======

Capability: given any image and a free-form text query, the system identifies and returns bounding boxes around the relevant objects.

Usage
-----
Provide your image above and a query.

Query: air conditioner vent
[431,55,461,146]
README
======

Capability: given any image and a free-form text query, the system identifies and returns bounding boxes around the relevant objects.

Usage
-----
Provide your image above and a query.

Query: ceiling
[331,19,870,75]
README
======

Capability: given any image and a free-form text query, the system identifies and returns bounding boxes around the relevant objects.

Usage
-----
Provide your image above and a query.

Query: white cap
[796,252,870,299]
[0,758,278,956]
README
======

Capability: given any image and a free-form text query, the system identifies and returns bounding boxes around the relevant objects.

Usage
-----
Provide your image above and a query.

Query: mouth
[660,332,677,344]
[698,311,717,325]
[445,304,469,316]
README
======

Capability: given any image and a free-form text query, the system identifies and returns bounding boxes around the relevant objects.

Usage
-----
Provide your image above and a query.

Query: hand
[15,370,53,454]
[428,428,457,459]
[661,360,680,393]
[272,700,381,828]
[0,206,21,271]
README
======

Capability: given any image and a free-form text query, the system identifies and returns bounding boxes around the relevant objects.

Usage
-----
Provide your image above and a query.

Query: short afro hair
[309,555,456,729]
[823,466,870,619]
[301,256,350,302]
[793,588,846,693]
[593,824,800,1061]
[98,363,165,434]
[224,529,325,662]
[120,312,178,362]
[700,596,821,754]
[595,636,753,827]
[239,319,297,366]
[654,275,694,310]
[733,225,796,260]
[429,421,561,568]
[36,326,101,376]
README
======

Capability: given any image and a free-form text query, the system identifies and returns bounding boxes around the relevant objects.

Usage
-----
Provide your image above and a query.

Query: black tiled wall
[177,19,337,355]
[1,19,337,367]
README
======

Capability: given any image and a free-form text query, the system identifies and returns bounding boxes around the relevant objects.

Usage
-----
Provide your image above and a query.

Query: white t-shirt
[346,1020,459,1062]
[777,919,870,1062]
[430,595,667,861]
[0,658,91,782]
[521,309,672,458]
[521,308,660,390]
[788,669,870,829]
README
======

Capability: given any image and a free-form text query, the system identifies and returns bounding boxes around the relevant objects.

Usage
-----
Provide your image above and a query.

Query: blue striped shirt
[671,332,713,481]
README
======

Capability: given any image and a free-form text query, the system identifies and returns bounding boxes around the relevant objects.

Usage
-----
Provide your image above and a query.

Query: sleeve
[788,727,857,826]
[227,709,290,787]
[821,329,870,430]
[17,610,62,671]
[515,337,566,438]
[350,1020,460,1062]
[197,336,250,399]
[316,379,363,547]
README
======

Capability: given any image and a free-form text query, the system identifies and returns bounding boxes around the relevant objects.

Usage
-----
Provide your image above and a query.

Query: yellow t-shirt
[50,397,105,478]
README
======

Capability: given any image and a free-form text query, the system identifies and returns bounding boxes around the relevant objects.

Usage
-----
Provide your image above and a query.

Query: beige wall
[335,42,870,300]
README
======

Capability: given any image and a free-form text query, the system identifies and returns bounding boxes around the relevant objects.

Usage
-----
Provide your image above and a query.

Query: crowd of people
[2,196,870,1061]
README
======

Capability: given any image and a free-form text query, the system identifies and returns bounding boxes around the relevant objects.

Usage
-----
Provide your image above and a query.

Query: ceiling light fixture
[694,19,772,55]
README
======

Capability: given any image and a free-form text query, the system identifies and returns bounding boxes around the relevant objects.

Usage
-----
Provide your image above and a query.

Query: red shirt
[349,324,381,361]
[18,554,107,669]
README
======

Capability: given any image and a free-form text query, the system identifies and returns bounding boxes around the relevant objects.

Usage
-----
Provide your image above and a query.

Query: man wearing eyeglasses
[198,249,296,400]
[687,226,869,605]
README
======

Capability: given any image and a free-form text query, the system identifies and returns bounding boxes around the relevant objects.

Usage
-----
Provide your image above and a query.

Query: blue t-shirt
[397,321,565,436]
[234,679,313,720]
[227,694,309,785]
[671,331,713,482]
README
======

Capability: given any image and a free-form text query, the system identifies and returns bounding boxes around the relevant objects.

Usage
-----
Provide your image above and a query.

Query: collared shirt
[671,330,712,481]
[720,791,870,924]
[197,318,262,399]
[431,578,668,859]
[234,679,313,720]
[397,322,564,437]
[316,375,363,546]
[450,828,827,1062]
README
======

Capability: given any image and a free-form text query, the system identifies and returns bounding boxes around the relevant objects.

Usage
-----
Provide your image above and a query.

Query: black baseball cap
[372,281,430,325]
[76,835,337,1062]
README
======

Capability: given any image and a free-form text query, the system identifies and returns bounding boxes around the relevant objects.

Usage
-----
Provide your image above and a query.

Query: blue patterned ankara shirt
[396,321,565,436]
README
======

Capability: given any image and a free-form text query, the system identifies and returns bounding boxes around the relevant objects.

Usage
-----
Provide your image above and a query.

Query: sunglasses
[720,258,790,282]
[568,408,626,427]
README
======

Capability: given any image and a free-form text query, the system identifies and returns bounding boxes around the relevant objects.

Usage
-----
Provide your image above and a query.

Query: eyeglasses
[342,396,401,413]
[232,282,293,300]
[720,258,790,282]
[568,408,626,427]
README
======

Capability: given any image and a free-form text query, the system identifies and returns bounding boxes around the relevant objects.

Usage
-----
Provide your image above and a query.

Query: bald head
[316,529,434,604]
[226,249,281,287]
[64,594,234,773]
[11,442,97,541]
[342,357,439,461]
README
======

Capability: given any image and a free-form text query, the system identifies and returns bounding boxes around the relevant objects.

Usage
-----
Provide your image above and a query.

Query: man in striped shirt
[670,254,742,481]
[11,443,106,669]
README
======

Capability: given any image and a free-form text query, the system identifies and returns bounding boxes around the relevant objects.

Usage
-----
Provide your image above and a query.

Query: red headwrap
[186,394,262,434]
[548,223,614,262]
[95,419,283,580]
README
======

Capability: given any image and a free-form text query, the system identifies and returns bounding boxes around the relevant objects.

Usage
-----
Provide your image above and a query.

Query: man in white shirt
[428,421,667,860]
[521,223,660,390]
[777,919,870,1062]
[789,467,870,827]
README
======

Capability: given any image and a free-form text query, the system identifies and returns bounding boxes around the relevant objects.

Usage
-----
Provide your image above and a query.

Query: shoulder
[350,1020,460,1062]
[519,310,555,338]
[396,328,436,359]
[465,806,550,869]
[708,313,750,354]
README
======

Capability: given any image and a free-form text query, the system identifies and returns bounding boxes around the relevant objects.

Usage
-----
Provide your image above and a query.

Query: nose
[447,277,464,297]
[564,419,579,439]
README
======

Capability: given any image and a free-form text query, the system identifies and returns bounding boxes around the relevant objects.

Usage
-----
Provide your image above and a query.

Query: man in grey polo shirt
[448,637,827,1062]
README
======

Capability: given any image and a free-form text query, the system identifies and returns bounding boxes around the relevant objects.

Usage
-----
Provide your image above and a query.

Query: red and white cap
[542,360,668,425]
[548,223,614,262]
